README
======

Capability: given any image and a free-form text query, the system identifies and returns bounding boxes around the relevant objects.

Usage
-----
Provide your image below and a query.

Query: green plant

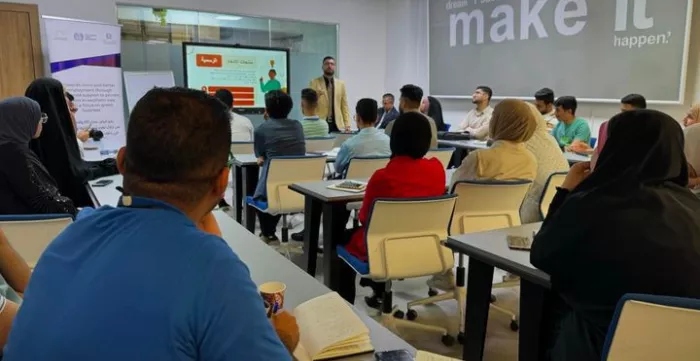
[152,8,168,26]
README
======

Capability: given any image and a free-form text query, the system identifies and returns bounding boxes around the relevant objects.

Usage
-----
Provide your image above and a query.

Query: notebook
[415,351,461,361]
[292,292,373,361]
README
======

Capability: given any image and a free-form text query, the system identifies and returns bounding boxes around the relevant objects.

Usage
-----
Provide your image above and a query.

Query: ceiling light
[216,15,242,21]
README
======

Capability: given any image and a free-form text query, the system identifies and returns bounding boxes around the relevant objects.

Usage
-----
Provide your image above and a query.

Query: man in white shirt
[534,88,557,129]
[214,89,255,142]
[456,86,493,139]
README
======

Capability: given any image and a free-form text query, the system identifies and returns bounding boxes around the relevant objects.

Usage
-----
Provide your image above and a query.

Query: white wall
[11,0,388,117]
[385,0,700,135]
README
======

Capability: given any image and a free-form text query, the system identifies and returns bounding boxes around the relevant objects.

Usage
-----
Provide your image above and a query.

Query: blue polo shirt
[3,197,291,361]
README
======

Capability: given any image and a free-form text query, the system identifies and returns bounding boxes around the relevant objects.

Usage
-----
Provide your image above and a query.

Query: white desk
[87,174,123,207]
[438,139,591,164]
[214,211,415,359]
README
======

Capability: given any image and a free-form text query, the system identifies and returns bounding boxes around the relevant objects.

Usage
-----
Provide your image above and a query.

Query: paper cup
[259,281,286,311]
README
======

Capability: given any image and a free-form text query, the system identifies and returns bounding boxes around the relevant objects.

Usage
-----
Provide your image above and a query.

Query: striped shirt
[300,116,329,137]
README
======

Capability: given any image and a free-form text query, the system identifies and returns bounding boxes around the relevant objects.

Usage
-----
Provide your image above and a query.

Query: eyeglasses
[40,113,48,124]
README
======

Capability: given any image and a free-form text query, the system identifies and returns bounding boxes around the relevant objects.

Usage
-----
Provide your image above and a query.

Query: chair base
[380,286,453,346]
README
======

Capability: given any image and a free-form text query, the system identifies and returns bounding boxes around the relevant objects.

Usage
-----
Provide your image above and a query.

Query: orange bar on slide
[232,92,255,99]
[234,100,255,106]
[196,54,222,68]
[207,86,254,93]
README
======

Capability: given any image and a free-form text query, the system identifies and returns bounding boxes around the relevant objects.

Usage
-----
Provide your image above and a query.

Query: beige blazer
[309,76,351,131]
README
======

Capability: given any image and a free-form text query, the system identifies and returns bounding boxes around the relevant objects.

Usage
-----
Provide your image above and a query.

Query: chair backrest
[230,141,254,155]
[332,132,354,148]
[265,155,327,213]
[365,195,457,280]
[345,156,390,179]
[0,214,73,267]
[426,148,455,169]
[539,172,567,219]
[305,136,336,153]
[602,293,700,361]
[450,180,531,235]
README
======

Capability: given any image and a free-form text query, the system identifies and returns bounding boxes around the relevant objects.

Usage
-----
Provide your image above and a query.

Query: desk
[445,223,551,361]
[232,153,338,231]
[87,174,123,207]
[214,211,415,359]
[438,139,591,165]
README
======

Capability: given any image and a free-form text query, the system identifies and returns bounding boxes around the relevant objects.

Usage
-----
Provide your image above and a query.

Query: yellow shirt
[450,140,538,187]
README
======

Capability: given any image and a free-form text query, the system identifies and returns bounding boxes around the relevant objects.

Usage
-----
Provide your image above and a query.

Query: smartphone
[92,179,114,187]
[375,350,413,361]
[506,235,532,251]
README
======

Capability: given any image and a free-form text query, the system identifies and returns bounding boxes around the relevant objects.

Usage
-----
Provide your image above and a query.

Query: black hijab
[426,96,448,131]
[26,77,92,206]
[0,97,42,148]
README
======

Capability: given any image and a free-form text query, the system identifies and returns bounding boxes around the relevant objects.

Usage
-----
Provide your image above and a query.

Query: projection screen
[428,0,694,103]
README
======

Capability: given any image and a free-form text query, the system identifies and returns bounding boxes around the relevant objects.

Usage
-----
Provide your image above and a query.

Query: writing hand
[271,311,300,353]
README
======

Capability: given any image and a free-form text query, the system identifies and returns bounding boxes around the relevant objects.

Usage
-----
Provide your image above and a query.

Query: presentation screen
[183,43,289,112]
[429,0,693,103]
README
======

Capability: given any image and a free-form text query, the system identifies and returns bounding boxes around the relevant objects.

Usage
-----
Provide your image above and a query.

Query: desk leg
[462,258,494,361]
[233,166,243,223]
[242,166,259,233]
[322,202,348,291]
[519,279,548,361]
[302,197,322,276]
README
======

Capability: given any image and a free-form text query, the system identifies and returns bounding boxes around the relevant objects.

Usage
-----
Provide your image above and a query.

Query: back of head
[214,89,234,109]
[489,99,537,143]
[620,93,647,109]
[554,96,577,115]
[390,112,432,159]
[426,96,443,119]
[578,109,687,192]
[0,97,41,147]
[124,87,231,205]
[534,88,555,104]
[301,88,319,109]
[356,98,378,124]
[400,84,423,108]
[265,90,293,119]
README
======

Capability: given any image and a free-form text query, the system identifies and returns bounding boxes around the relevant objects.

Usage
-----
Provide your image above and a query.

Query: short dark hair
[265,90,293,119]
[534,88,555,104]
[268,69,277,75]
[356,98,378,124]
[554,96,578,115]
[214,89,234,109]
[323,56,335,63]
[400,84,424,103]
[621,93,647,109]
[301,88,318,108]
[476,86,493,100]
[66,92,75,102]
[124,87,231,204]
[390,112,432,159]
[382,93,395,102]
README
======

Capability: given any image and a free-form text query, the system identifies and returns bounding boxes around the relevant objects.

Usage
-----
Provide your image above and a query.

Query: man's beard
[471,99,479,104]
[324,70,334,77]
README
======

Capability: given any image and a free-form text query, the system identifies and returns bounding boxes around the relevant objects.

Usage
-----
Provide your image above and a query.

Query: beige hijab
[489,99,538,143]
[688,103,700,125]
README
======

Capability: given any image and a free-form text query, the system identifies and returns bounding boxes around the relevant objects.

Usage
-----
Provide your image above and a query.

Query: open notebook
[292,292,373,361]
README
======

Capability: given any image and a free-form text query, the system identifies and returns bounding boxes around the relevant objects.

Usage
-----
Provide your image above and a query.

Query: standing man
[309,56,351,133]
[534,88,557,128]
[455,86,494,140]
[376,93,399,129]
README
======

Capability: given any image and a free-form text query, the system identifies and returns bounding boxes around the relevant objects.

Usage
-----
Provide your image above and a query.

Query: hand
[197,212,221,237]
[569,140,592,154]
[77,130,90,142]
[256,157,264,166]
[689,177,700,189]
[344,127,351,132]
[561,161,592,190]
[260,77,264,82]
[271,311,300,353]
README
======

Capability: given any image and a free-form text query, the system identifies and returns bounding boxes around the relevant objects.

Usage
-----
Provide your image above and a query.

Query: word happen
[613,32,671,49]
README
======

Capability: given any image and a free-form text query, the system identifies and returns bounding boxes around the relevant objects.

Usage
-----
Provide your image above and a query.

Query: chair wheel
[441,334,456,346]
[457,332,465,344]
[490,294,497,303]
[406,309,418,321]
[510,319,519,331]
[393,310,404,319]
[428,288,438,297]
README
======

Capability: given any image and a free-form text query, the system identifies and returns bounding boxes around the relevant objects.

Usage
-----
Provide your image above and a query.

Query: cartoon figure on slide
[259,59,282,93]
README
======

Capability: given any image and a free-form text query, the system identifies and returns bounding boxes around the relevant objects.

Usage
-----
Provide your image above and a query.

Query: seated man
[254,90,306,244]
[534,87,557,129]
[455,86,494,139]
[376,93,399,129]
[552,96,591,150]
[337,112,446,307]
[334,98,391,177]
[214,89,255,142]
[2,88,297,360]
[299,88,329,137]
[385,84,438,149]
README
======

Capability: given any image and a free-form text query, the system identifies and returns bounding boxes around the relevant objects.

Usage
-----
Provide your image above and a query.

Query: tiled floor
[221,204,520,361]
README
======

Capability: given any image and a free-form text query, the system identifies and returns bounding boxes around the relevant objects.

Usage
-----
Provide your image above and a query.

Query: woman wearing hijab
[421,96,449,132]
[25,78,117,207]
[0,97,77,216]
[531,109,700,361]
[520,103,569,223]
[450,99,538,185]
[682,103,700,187]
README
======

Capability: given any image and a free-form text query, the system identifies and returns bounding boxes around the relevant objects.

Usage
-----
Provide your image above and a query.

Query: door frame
[0,2,43,78]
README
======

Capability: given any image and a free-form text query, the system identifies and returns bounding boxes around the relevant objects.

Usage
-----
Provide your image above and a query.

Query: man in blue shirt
[3,88,295,360]
[334,98,391,176]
